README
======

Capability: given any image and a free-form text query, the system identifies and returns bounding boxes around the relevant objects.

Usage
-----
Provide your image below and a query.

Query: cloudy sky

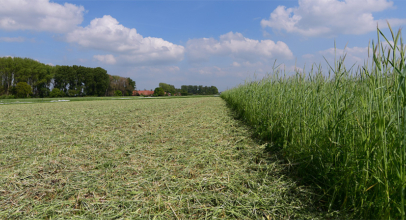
[1,0,405,91]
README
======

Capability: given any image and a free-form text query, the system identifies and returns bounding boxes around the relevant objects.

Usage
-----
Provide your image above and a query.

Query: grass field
[0,97,326,219]
[0,95,214,105]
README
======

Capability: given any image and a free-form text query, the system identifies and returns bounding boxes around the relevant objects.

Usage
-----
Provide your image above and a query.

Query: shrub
[114,90,123,96]
[49,88,65,98]
[16,82,32,98]
[0,94,15,99]
[68,89,79,97]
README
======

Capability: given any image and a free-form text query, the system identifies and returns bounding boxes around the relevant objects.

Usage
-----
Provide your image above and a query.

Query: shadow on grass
[226,108,346,219]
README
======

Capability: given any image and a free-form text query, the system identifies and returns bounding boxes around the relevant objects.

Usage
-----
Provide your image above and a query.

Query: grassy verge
[0,97,324,219]
[221,26,406,218]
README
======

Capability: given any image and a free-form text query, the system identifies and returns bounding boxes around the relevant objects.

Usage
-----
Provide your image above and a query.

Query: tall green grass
[221,25,406,219]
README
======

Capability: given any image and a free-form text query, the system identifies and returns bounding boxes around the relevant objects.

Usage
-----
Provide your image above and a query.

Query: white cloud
[232,62,241,67]
[302,54,314,59]
[241,61,263,67]
[186,32,293,62]
[261,0,406,37]
[188,66,229,76]
[66,15,185,65]
[94,54,117,65]
[0,37,24,42]
[0,0,84,33]
[262,30,272,38]
[133,66,180,74]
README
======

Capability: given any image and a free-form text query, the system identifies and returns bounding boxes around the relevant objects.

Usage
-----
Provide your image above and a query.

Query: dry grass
[0,97,323,219]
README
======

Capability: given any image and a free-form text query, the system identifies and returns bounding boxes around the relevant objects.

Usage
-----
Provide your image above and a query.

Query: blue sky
[1,0,406,91]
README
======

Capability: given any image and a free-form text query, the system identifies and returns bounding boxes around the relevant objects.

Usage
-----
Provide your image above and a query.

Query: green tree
[54,65,71,94]
[16,82,32,98]
[153,87,165,96]
[159,82,176,95]
[83,67,109,96]
[94,67,110,96]
[107,76,135,96]
[210,86,219,94]
[179,85,218,95]
[126,78,136,96]
[114,90,122,96]
[49,88,65,98]
[180,89,188,96]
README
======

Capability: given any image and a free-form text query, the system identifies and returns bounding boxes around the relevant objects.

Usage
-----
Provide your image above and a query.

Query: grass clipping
[0,97,321,219]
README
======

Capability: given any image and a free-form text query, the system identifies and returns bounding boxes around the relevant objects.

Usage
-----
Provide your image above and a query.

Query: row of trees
[181,85,218,95]
[153,83,219,96]
[53,65,110,97]
[0,57,135,98]
[0,57,54,97]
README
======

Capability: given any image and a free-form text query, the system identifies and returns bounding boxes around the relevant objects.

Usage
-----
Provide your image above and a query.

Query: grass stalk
[221,25,405,218]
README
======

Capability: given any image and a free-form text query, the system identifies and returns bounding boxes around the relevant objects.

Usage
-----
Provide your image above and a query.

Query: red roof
[133,90,154,96]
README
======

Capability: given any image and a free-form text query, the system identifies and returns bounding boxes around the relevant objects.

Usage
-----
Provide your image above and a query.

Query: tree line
[180,85,218,95]
[151,83,218,96]
[0,57,135,98]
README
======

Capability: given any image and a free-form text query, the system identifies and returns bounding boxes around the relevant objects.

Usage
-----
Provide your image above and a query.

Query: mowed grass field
[0,97,323,219]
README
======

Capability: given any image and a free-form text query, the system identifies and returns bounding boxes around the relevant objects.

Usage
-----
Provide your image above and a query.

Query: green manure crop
[221,25,406,219]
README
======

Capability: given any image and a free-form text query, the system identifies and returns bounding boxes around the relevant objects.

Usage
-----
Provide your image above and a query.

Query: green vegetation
[159,83,177,95]
[153,87,165,96]
[0,97,326,219]
[0,95,220,106]
[181,85,218,95]
[0,94,14,99]
[108,75,136,96]
[221,26,406,218]
[0,57,135,98]
[15,82,32,98]
[49,88,65,98]
[0,57,54,97]
[114,90,123,96]
[156,83,219,96]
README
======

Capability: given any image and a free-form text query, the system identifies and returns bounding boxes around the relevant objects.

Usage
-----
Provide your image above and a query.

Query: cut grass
[0,97,325,219]
[0,95,214,105]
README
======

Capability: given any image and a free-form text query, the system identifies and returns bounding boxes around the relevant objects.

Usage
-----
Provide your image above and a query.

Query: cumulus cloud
[0,0,84,33]
[94,54,117,65]
[261,0,406,37]
[66,15,185,65]
[186,32,293,62]
[241,61,263,67]
[136,66,180,74]
[232,62,241,67]
[188,66,229,76]
[0,37,24,42]
[302,54,314,59]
